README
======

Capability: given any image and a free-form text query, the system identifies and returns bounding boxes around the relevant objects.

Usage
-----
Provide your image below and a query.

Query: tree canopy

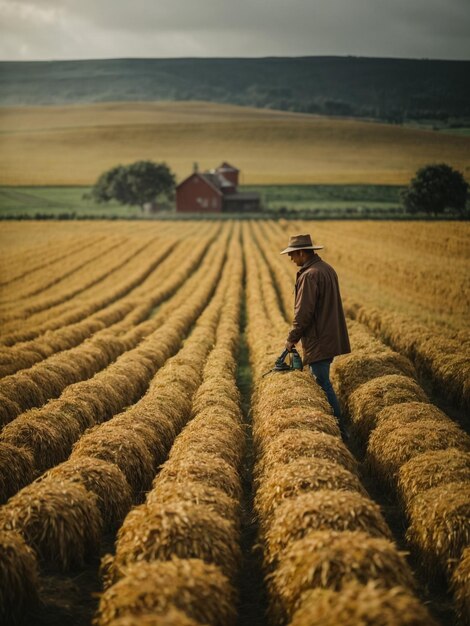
[91,161,176,210]
[401,163,468,216]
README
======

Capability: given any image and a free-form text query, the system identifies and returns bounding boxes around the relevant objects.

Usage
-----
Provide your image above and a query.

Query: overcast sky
[1,0,469,61]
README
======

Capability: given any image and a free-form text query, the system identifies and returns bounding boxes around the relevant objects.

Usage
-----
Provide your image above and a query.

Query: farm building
[176,162,260,213]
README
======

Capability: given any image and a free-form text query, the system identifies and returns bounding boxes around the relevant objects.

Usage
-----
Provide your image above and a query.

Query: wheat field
[0,220,469,626]
[1,101,469,185]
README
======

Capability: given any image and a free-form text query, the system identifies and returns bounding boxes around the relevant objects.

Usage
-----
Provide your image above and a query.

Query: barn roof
[217,162,239,172]
[176,172,223,195]
[204,171,234,189]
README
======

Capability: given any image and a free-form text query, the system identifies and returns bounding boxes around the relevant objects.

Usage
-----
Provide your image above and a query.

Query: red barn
[176,162,259,213]
[216,162,239,187]
[176,172,223,213]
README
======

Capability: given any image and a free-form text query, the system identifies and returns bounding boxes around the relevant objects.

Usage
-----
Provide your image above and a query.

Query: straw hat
[280,234,323,254]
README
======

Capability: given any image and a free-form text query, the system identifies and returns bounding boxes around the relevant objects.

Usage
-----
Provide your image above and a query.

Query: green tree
[90,165,130,204]
[401,163,468,216]
[91,161,176,210]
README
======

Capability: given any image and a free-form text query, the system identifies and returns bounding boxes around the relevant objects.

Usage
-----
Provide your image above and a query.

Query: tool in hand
[262,347,303,377]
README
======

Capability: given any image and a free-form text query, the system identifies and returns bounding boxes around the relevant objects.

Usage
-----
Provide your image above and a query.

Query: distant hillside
[1,102,469,186]
[1,57,469,123]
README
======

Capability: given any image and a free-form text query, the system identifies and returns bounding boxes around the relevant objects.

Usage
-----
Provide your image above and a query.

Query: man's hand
[285,341,295,351]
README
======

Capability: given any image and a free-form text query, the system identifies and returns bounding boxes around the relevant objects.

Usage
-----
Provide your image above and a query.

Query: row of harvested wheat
[0,223,216,348]
[95,226,245,626]
[252,220,469,621]
[267,219,469,413]
[243,222,437,625]
[1,227,246,625]
[0,222,173,288]
[0,228,229,504]
[292,220,470,330]
[0,221,198,308]
[0,226,221,419]
[332,319,470,623]
[343,297,470,412]
[1,221,468,625]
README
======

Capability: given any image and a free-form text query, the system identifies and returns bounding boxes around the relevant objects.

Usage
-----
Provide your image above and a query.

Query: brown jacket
[287,254,351,364]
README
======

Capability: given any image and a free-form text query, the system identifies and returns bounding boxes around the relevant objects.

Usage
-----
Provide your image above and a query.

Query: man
[281,233,350,428]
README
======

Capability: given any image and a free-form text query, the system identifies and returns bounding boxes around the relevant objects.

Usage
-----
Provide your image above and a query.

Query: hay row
[0,220,194,305]
[0,235,168,339]
[0,300,133,378]
[451,547,470,626]
[289,580,440,626]
[332,317,470,619]
[0,332,134,426]
[0,530,40,626]
[94,227,244,626]
[96,559,237,626]
[345,297,470,411]
[293,220,469,329]
[0,240,165,345]
[0,234,126,304]
[0,223,218,372]
[0,478,103,571]
[0,236,150,322]
[0,233,107,287]
[332,321,418,417]
[0,222,217,347]
[0,225,235,626]
[0,236,130,306]
[0,229,220,422]
[0,229,230,503]
[243,222,434,625]
[250,220,296,322]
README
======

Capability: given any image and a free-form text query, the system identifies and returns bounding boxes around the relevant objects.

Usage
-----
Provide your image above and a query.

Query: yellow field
[0,220,469,625]
[1,101,469,185]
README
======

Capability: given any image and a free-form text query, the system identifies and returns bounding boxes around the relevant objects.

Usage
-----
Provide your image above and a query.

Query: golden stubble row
[0,231,109,287]
[344,297,470,412]
[0,236,160,322]
[243,223,434,626]
[0,221,183,290]
[94,226,245,626]
[0,225,240,626]
[332,318,470,623]
[269,220,469,411]
[0,222,215,346]
[0,226,231,505]
[0,228,221,421]
[293,220,469,329]
[0,224,218,375]
[0,236,168,336]
[0,234,133,308]
[0,238,172,345]
[1,220,212,310]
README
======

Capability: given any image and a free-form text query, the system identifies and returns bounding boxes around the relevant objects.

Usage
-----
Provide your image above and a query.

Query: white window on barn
[212,198,218,208]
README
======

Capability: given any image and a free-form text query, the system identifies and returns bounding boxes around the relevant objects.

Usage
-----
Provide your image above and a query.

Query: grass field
[1,101,469,186]
[0,184,405,218]
[0,187,140,218]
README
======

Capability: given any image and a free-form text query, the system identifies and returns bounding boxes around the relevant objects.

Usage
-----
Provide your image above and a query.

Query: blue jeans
[309,359,342,420]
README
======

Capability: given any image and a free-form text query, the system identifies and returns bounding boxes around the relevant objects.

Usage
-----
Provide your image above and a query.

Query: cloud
[0,0,469,60]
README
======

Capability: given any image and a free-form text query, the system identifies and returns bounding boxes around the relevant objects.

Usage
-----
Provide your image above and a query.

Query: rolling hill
[1,56,469,124]
[1,101,469,186]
